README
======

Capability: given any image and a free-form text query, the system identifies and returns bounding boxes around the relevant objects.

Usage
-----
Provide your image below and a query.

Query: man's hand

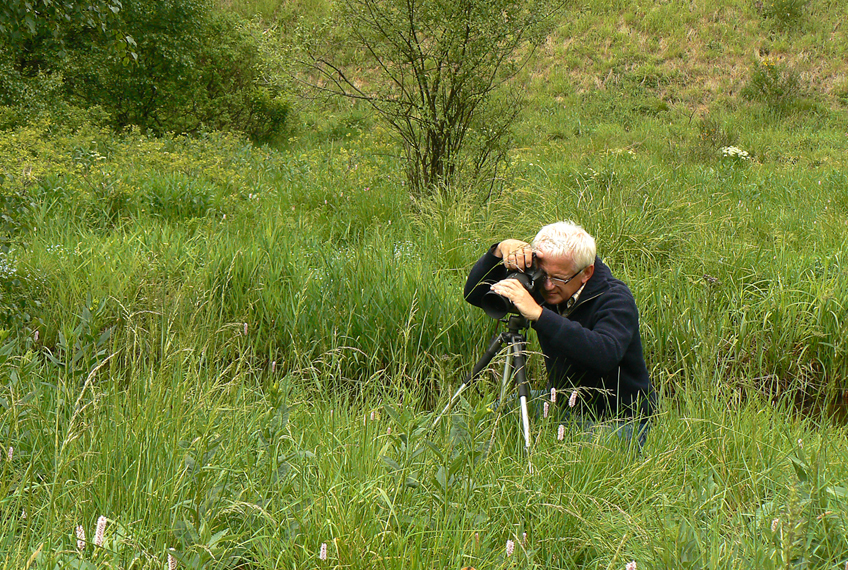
[495,239,533,271]
[490,279,543,321]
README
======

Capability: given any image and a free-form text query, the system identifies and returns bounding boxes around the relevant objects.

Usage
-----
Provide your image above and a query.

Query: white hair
[532,221,596,271]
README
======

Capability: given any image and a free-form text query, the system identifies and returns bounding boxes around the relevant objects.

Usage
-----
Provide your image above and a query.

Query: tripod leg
[511,342,532,452]
[433,332,505,428]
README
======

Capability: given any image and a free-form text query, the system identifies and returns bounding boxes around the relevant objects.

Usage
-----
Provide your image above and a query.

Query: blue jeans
[493,389,652,450]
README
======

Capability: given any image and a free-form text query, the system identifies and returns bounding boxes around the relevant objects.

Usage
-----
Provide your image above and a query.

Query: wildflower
[505,539,515,557]
[76,525,86,551]
[370,410,376,421]
[34,330,39,342]
[626,562,637,570]
[569,390,578,408]
[771,518,779,532]
[797,438,803,449]
[522,532,527,545]
[243,323,248,336]
[168,551,178,570]
[7,446,12,461]
[271,360,276,373]
[386,427,392,435]
[720,146,750,160]
[543,402,549,418]
[557,424,565,441]
[94,516,107,547]
[550,388,557,403]
[319,542,328,561]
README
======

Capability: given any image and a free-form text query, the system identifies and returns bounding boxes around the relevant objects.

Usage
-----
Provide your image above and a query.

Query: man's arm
[464,245,506,308]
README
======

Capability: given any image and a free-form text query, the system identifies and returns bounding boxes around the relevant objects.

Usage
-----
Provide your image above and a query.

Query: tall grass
[2,0,848,565]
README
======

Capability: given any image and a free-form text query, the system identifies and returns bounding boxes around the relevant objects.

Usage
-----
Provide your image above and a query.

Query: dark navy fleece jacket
[464,247,656,419]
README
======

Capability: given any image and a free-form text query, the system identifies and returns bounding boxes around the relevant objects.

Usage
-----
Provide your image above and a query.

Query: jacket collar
[554,256,610,315]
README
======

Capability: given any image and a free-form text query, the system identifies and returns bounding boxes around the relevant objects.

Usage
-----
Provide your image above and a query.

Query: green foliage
[60,1,288,143]
[760,0,810,29]
[0,0,123,49]
[741,57,804,115]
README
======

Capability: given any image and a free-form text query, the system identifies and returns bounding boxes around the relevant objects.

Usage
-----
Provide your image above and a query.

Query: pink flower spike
[505,539,515,557]
[271,360,276,373]
[168,551,178,570]
[94,516,107,547]
[34,330,39,342]
[319,542,328,560]
[522,532,527,545]
[557,424,565,441]
[771,518,779,532]
[568,390,578,408]
[550,387,557,403]
[243,323,248,336]
[543,402,549,418]
[626,562,637,570]
[76,525,86,551]
[6,446,11,461]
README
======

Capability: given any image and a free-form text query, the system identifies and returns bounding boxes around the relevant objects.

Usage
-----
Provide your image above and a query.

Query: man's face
[536,253,591,305]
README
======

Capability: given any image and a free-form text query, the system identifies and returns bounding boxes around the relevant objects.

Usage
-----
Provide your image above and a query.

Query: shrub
[760,0,810,29]
[4,0,288,143]
[740,56,803,114]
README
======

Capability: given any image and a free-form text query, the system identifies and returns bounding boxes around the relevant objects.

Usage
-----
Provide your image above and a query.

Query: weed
[759,0,810,29]
[741,57,804,115]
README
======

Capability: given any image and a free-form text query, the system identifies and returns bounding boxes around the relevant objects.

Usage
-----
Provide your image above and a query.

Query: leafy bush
[59,1,289,143]
[741,57,803,114]
[1,0,288,143]
[760,0,810,29]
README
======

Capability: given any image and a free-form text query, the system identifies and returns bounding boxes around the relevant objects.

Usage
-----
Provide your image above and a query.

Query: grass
[2,353,847,568]
[2,0,848,567]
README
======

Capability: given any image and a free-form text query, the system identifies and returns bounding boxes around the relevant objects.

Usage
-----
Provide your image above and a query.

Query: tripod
[433,314,534,453]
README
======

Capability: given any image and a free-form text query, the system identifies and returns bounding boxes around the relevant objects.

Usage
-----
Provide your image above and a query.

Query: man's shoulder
[587,259,636,306]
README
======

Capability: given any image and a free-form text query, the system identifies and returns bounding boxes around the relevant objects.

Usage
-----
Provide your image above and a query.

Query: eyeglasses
[541,267,586,287]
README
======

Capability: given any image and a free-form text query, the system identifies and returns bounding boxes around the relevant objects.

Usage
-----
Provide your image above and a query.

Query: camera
[480,262,546,320]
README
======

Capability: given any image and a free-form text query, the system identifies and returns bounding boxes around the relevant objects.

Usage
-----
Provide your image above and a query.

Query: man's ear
[582,264,595,283]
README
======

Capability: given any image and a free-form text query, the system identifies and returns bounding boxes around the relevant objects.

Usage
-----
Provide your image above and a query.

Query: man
[464,221,656,445]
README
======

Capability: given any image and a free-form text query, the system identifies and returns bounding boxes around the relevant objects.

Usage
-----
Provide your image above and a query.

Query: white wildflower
[319,542,328,561]
[720,146,750,160]
[94,516,107,547]
[568,390,578,408]
[76,525,86,551]
[505,539,514,557]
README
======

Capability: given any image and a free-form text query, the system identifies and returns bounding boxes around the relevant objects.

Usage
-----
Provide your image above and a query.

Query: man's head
[532,221,596,305]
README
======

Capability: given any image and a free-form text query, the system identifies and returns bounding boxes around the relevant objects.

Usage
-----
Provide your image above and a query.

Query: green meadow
[1,0,847,568]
